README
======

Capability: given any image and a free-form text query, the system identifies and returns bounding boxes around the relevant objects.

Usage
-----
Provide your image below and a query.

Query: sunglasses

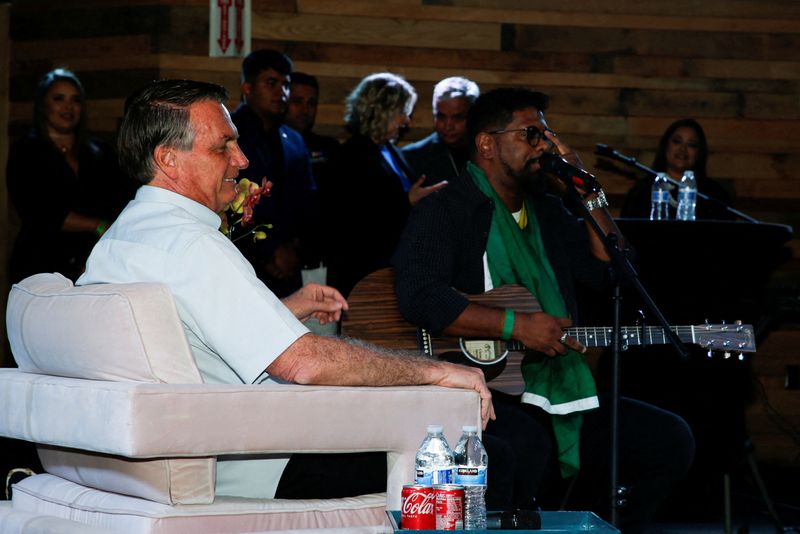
[488,126,553,147]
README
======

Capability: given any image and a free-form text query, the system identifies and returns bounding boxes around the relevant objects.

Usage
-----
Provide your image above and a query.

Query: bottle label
[455,466,487,486]
[416,467,454,485]
[651,190,669,202]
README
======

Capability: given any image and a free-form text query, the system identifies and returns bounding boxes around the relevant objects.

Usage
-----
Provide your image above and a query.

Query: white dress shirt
[78,185,309,497]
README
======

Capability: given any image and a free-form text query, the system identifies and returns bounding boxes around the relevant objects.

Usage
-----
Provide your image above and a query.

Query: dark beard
[500,157,547,195]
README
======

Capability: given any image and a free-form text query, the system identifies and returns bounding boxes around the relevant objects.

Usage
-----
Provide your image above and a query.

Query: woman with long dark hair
[621,118,734,220]
[7,68,136,282]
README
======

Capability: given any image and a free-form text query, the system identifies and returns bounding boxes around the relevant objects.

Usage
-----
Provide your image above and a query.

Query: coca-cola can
[401,484,435,530]
[433,484,464,530]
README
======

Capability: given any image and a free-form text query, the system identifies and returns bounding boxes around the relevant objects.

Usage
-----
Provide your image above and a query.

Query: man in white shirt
[78,79,493,499]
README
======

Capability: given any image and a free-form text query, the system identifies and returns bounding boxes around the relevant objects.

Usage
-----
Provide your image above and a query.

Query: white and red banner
[209,0,250,58]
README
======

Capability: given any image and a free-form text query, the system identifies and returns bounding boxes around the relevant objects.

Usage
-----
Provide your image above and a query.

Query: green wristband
[501,308,515,340]
[95,220,108,237]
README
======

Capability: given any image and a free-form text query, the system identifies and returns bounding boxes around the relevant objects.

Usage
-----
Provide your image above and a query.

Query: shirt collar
[136,185,222,229]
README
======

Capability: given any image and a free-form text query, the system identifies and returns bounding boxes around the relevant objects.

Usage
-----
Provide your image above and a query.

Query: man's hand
[516,311,585,357]
[282,283,348,324]
[408,176,448,206]
[431,362,496,429]
[544,129,584,169]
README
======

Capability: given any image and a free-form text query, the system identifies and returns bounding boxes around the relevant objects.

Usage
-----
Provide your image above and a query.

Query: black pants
[274,452,386,499]
[476,391,695,533]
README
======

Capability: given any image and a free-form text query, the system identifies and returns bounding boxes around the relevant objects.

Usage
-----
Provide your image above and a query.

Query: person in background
[77,78,494,501]
[321,72,446,297]
[283,71,340,187]
[621,118,734,220]
[283,71,340,283]
[402,76,479,183]
[6,68,136,283]
[231,49,319,296]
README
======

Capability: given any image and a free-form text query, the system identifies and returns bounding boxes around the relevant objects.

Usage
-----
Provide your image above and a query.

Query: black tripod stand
[543,153,690,527]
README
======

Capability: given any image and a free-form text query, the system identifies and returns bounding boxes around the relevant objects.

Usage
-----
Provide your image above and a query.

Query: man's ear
[476,132,495,160]
[153,145,177,177]
[241,81,252,102]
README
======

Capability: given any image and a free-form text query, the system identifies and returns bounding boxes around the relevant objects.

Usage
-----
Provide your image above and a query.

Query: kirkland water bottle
[415,424,455,485]
[454,426,488,530]
[650,172,670,220]
[676,170,697,221]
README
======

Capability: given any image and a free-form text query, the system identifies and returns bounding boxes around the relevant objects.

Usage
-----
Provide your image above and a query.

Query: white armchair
[0,273,481,533]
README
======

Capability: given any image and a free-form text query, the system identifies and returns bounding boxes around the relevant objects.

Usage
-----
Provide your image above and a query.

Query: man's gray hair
[432,76,480,112]
[118,79,228,185]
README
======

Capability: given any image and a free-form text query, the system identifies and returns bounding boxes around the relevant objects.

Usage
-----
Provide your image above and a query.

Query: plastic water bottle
[454,426,488,530]
[676,170,697,221]
[415,424,455,485]
[650,172,670,220]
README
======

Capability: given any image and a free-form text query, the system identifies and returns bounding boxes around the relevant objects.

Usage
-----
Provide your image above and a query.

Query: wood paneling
[4,0,799,466]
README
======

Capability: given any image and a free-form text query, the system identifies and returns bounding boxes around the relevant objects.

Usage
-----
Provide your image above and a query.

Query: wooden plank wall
[5,0,800,465]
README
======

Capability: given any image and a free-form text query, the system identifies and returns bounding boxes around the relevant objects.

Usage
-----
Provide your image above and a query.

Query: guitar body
[342,269,533,394]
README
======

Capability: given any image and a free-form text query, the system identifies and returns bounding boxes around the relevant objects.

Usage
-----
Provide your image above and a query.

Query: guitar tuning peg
[724,351,731,359]
[707,350,713,358]
[738,353,745,361]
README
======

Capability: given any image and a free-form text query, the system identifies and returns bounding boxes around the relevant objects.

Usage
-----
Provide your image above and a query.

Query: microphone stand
[595,144,760,223]
[551,169,690,527]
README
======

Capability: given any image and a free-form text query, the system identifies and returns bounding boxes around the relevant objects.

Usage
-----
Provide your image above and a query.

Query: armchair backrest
[7,273,202,384]
[6,273,213,504]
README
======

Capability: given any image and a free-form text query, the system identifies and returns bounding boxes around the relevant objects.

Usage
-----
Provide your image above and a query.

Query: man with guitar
[392,88,695,532]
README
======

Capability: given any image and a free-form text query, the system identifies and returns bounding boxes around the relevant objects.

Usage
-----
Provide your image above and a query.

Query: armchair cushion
[6,273,201,384]
[13,474,389,533]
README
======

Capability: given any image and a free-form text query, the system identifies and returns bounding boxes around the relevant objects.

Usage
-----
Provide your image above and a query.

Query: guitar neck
[508,325,722,350]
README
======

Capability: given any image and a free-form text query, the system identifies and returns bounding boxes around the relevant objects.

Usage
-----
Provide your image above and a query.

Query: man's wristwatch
[583,190,608,212]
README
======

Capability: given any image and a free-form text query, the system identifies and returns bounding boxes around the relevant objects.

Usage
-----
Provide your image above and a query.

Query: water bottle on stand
[676,170,697,221]
[415,424,455,486]
[454,425,488,530]
[650,172,670,220]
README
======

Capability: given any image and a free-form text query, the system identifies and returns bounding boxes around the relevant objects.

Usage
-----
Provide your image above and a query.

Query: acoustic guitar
[342,268,756,395]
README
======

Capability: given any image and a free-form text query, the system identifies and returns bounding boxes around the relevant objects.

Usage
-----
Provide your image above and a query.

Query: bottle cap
[461,425,478,433]
[427,424,443,434]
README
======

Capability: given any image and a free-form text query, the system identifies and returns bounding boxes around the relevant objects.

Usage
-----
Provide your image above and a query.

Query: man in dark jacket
[231,49,318,297]
[402,76,479,184]
[393,87,695,532]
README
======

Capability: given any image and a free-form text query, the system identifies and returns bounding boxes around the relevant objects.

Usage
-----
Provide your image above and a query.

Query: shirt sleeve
[172,232,309,384]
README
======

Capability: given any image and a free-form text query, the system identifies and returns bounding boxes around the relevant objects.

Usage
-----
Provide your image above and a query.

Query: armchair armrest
[0,369,480,508]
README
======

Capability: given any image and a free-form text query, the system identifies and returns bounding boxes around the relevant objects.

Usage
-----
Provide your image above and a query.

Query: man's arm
[442,304,584,358]
[544,129,626,259]
[266,333,495,428]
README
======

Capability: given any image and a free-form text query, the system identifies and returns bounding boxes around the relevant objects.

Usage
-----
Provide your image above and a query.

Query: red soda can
[401,484,435,530]
[433,484,464,530]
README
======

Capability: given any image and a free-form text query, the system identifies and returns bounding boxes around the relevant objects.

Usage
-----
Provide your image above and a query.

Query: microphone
[594,143,615,157]
[538,152,603,194]
[486,509,542,530]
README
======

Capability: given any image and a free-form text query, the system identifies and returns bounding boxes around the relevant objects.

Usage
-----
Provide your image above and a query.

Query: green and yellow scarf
[469,162,598,477]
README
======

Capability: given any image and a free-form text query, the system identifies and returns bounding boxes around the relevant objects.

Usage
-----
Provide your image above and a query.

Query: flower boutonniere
[219,177,273,243]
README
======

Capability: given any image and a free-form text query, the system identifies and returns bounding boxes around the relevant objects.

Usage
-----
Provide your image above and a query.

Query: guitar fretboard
[507,325,730,350]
